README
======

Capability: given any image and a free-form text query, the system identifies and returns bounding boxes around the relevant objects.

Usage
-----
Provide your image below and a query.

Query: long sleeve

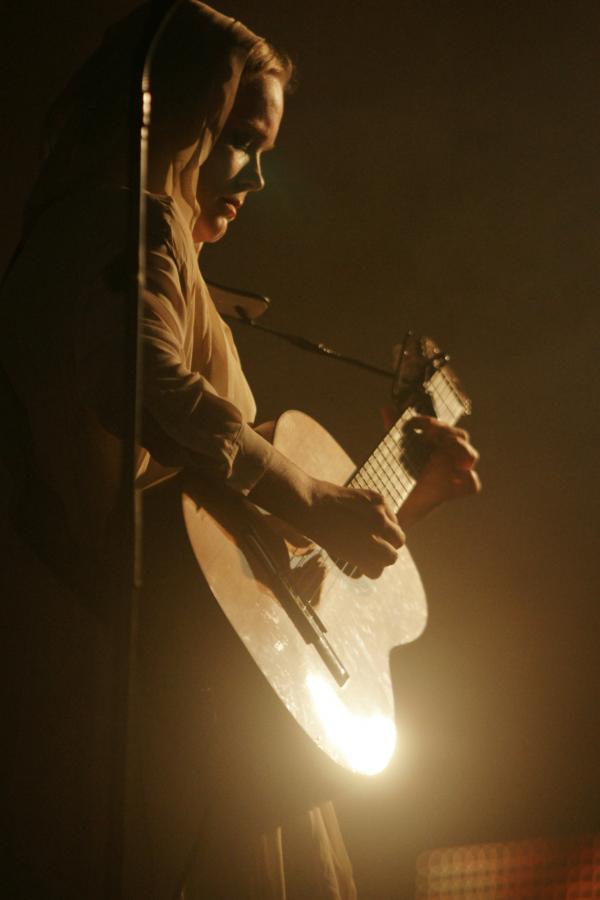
[139,194,274,491]
[0,1,272,572]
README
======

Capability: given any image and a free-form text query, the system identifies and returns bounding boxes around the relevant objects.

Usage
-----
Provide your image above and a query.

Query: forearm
[396,486,440,530]
[246,444,316,529]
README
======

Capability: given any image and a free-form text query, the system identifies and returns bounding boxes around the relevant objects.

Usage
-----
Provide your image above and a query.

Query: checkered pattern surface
[416,833,600,898]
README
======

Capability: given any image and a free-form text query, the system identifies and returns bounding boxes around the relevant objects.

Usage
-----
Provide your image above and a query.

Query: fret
[287,344,473,616]
[429,369,470,425]
[348,409,417,513]
[374,450,404,503]
[347,366,470,514]
[360,460,388,497]
[377,439,412,494]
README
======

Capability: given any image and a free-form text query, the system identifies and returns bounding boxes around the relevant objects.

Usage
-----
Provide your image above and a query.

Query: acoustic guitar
[181,336,471,775]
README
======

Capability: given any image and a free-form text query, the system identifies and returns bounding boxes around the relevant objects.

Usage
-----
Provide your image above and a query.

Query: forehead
[227,74,284,144]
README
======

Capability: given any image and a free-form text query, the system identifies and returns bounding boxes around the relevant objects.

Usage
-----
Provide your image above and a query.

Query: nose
[239,154,265,193]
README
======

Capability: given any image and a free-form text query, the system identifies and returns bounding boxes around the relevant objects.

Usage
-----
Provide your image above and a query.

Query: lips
[221,196,242,219]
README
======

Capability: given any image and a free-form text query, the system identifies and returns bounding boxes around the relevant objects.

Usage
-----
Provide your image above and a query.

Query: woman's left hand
[396,415,481,528]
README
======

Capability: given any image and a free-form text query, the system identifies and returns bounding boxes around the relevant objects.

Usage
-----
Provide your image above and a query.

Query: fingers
[306,481,407,581]
[351,538,398,580]
[335,532,399,580]
[447,434,479,470]
[452,467,482,495]
[360,489,405,548]
[351,489,406,578]
[408,415,479,469]
[409,415,470,446]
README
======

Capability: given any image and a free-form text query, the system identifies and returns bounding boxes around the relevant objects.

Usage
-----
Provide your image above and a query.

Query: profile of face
[193,73,284,244]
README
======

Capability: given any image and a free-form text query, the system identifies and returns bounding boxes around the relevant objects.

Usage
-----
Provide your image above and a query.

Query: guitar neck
[347,367,471,513]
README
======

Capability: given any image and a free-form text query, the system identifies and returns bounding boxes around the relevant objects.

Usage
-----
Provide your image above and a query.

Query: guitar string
[433,375,456,422]
[289,375,469,606]
[292,409,419,601]
[290,459,410,600]
[429,373,451,418]
[296,403,425,595]
[440,367,469,412]
[354,372,468,509]
[434,369,468,421]
[378,433,416,494]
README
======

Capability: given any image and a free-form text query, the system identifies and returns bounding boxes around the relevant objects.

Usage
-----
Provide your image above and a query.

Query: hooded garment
[0,0,273,586]
[1,3,357,899]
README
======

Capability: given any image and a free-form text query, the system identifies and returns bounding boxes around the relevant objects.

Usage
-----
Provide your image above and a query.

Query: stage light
[306,673,396,775]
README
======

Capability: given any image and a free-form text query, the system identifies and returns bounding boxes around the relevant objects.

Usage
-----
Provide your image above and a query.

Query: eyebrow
[234,119,276,150]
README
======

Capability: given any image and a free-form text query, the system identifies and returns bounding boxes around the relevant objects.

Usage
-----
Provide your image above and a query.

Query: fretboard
[347,367,470,512]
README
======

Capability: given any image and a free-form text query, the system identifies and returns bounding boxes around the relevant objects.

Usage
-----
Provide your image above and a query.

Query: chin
[194,215,229,244]
[208,225,229,243]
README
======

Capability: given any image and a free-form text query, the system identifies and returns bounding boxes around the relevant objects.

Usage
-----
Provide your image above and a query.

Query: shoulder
[146,193,198,278]
[91,188,197,287]
[63,186,187,257]
[145,192,178,247]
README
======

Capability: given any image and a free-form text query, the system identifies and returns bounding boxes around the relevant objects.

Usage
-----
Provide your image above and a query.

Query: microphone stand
[107,3,184,897]
[226,306,395,380]
[226,307,449,416]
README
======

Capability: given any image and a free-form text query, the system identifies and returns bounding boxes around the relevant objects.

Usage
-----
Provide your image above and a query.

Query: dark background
[3,1,599,896]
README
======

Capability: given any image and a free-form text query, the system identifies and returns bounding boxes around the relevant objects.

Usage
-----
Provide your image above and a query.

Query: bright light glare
[306,674,396,775]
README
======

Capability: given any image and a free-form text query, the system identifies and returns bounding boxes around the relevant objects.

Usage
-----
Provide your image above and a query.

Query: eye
[229,130,254,152]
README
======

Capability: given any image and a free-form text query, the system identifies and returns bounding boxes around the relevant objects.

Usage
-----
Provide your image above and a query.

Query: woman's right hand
[248,447,405,579]
[296,479,406,579]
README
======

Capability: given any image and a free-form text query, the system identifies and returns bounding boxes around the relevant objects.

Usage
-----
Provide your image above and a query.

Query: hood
[24,1,260,234]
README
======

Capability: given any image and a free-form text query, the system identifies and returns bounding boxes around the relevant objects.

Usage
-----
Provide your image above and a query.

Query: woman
[1,2,479,897]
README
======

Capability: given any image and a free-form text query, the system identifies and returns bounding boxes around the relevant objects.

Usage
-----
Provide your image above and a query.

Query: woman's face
[193,74,284,244]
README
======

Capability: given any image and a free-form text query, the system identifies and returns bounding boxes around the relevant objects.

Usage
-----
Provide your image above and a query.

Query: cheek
[197,147,237,199]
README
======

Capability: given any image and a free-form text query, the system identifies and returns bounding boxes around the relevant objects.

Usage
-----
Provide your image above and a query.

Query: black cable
[226,305,396,380]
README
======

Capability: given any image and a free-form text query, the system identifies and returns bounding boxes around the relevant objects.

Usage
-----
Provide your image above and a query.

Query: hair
[242,38,296,93]
[25,5,296,229]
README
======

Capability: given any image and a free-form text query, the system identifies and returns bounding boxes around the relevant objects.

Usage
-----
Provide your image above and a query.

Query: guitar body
[182,410,427,775]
